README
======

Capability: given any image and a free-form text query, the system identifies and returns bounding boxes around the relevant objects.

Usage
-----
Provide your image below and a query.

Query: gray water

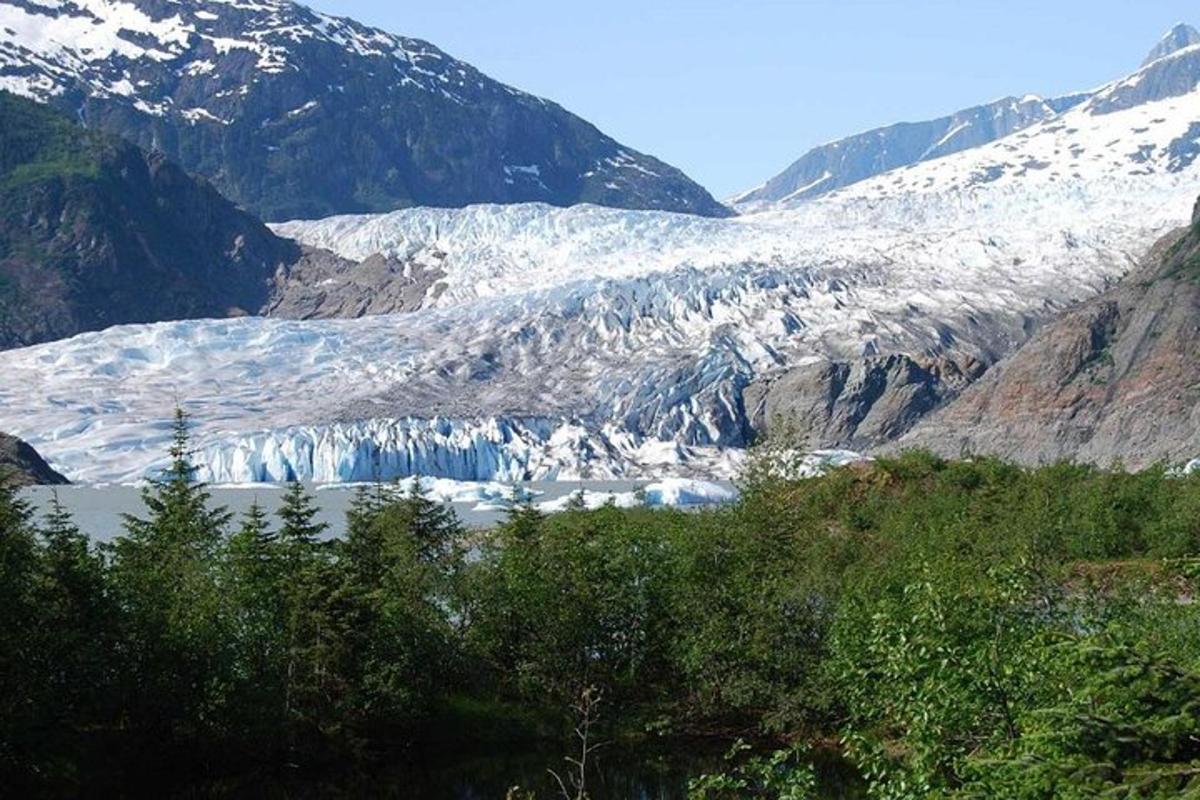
[19,481,690,541]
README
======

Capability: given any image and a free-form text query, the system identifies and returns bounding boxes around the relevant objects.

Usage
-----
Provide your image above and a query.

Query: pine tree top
[277,481,328,547]
[120,407,230,549]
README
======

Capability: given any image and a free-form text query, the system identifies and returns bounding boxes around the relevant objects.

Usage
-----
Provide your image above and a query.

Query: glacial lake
[19,479,738,541]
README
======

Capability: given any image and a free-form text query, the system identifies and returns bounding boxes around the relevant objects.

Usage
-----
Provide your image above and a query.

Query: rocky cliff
[897,200,1200,468]
[745,354,989,451]
[0,432,67,486]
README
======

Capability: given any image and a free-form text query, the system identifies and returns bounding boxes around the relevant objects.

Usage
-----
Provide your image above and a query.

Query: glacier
[0,210,1139,486]
[4,38,1200,485]
[194,417,745,485]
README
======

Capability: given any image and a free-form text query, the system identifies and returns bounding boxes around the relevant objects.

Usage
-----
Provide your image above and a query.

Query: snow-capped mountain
[823,39,1200,208]
[731,24,1200,212]
[0,0,727,221]
[2,24,1199,485]
[730,93,1089,212]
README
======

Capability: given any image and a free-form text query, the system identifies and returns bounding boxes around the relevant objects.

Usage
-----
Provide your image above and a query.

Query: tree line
[4,411,1200,797]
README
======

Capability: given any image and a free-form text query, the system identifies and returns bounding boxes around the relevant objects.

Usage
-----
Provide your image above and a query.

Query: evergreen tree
[224,501,288,740]
[121,407,232,552]
[278,481,329,552]
[339,479,464,730]
[36,492,114,737]
[400,479,464,567]
[225,496,274,573]
[225,499,278,596]
[273,482,348,744]
[343,485,386,587]
[108,407,233,739]
[502,484,545,542]
[226,499,279,588]
[232,500,275,550]
[0,474,44,775]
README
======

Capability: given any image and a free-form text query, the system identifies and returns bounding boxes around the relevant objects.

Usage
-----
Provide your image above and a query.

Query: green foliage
[1,480,115,785]
[952,638,1200,798]
[107,408,234,738]
[0,476,44,773]
[463,502,682,706]
[690,741,819,799]
[337,479,465,733]
[7,437,1200,798]
[34,491,115,733]
[832,564,1057,798]
[223,501,289,737]
[0,91,105,189]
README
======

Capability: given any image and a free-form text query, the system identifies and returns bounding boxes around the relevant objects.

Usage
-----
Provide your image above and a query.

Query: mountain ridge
[730,93,1089,210]
[0,0,728,221]
[1142,22,1200,67]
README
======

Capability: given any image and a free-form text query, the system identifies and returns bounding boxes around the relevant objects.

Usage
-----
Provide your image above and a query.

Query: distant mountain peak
[735,23,1200,213]
[729,91,1087,211]
[1142,22,1200,67]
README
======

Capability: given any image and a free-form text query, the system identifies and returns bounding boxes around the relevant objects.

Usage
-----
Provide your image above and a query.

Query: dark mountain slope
[0,91,299,347]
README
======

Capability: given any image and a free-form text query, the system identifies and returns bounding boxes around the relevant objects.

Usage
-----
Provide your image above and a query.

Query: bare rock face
[744,353,988,451]
[267,250,447,319]
[896,214,1200,469]
[0,432,67,486]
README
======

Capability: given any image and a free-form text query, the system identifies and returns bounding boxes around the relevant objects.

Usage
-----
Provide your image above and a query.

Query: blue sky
[310,1,1198,199]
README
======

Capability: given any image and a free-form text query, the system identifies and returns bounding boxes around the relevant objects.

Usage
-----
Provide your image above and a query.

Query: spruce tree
[503,484,545,543]
[277,481,328,556]
[0,474,43,773]
[229,500,275,564]
[37,492,113,734]
[226,499,279,607]
[339,479,464,729]
[121,407,232,552]
[343,485,386,588]
[109,407,233,738]
[273,482,346,741]
[400,479,463,566]
[224,501,288,740]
